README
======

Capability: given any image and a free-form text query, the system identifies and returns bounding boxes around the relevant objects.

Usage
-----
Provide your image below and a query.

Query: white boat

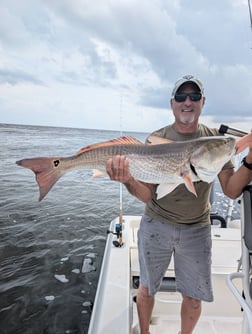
[88,125,252,334]
[87,184,252,334]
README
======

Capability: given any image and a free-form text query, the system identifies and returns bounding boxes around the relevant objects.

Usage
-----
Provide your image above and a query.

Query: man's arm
[106,155,155,203]
[219,154,252,199]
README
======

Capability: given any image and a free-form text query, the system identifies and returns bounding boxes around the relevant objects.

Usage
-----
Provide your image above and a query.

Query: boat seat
[243,185,252,251]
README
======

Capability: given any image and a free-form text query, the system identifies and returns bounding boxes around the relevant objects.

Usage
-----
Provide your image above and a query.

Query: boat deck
[129,216,243,334]
[88,216,244,334]
[132,314,242,334]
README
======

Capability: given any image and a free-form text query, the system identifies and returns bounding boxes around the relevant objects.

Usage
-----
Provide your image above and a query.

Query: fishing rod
[218,124,249,224]
[107,93,124,247]
[219,124,248,137]
[112,93,124,248]
[118,93,124,246]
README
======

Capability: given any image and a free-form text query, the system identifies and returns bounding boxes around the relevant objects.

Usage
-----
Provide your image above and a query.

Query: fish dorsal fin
[147,135,173,145]
[77,136,143,155]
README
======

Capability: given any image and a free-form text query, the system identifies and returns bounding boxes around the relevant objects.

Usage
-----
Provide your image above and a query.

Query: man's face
[170,82,205,125]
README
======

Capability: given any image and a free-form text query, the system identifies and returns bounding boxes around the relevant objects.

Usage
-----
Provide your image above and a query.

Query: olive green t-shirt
[144,124,234,226]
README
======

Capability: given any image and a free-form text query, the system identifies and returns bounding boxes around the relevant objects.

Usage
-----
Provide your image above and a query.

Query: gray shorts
[138,215,213,302]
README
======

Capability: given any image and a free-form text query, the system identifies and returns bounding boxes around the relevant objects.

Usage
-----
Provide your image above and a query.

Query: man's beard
[179,112,195,124]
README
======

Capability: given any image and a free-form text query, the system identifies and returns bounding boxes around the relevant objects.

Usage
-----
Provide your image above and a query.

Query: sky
[0,0,252,133]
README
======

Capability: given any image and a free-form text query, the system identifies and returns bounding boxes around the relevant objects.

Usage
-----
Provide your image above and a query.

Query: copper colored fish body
[16,135,236,201]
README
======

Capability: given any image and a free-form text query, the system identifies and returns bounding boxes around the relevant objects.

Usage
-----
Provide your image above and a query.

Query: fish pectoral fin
[182,172,197,197]
[156,173,197,199]
[147,135,173,145]
[77,136,144,155]
[156,183,179,199]
[92,169,106,178]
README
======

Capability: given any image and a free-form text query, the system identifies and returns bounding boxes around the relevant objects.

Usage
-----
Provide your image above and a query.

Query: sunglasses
[174,92,202,102]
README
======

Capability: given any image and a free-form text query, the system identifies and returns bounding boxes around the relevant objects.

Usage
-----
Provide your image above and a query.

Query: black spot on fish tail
[53,159,60,167]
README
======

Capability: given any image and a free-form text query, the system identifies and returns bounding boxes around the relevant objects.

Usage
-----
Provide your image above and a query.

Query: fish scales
[84,141,194,184]
[73,143,188,169]
[127,148,191,182]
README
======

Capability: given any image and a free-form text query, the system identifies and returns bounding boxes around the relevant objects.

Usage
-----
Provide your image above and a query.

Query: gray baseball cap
[171,75,204,98]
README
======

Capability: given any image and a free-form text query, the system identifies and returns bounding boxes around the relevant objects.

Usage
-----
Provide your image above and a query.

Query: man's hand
[236,131,252,163]
[236,131,252,154]
[106,155,133,183]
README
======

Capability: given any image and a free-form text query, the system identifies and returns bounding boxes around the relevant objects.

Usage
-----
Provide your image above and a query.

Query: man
[106,75,252,334]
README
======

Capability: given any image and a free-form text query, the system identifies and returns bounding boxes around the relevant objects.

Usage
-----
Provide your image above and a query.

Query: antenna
[248,0,252,29]
[248,0,252,47]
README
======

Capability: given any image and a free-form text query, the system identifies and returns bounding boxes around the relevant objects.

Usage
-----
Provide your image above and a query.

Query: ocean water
[0,123,240,334]
[0,123,147,334]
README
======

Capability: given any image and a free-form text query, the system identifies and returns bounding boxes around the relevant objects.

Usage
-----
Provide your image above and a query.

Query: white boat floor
[129,216,243,334]
[132,311,242,334]
[149,316,242,334]
[88,216,245,334]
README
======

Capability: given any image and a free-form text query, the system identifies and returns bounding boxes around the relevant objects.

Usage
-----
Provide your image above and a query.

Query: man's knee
[137,285,152,299]
[182,294,201,310]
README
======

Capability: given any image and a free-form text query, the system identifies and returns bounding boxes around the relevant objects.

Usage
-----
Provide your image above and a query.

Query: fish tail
[16,157,65,201]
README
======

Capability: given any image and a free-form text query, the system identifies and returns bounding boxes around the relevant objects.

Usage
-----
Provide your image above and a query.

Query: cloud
[0,0,251,132]
[0,69,43,85]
